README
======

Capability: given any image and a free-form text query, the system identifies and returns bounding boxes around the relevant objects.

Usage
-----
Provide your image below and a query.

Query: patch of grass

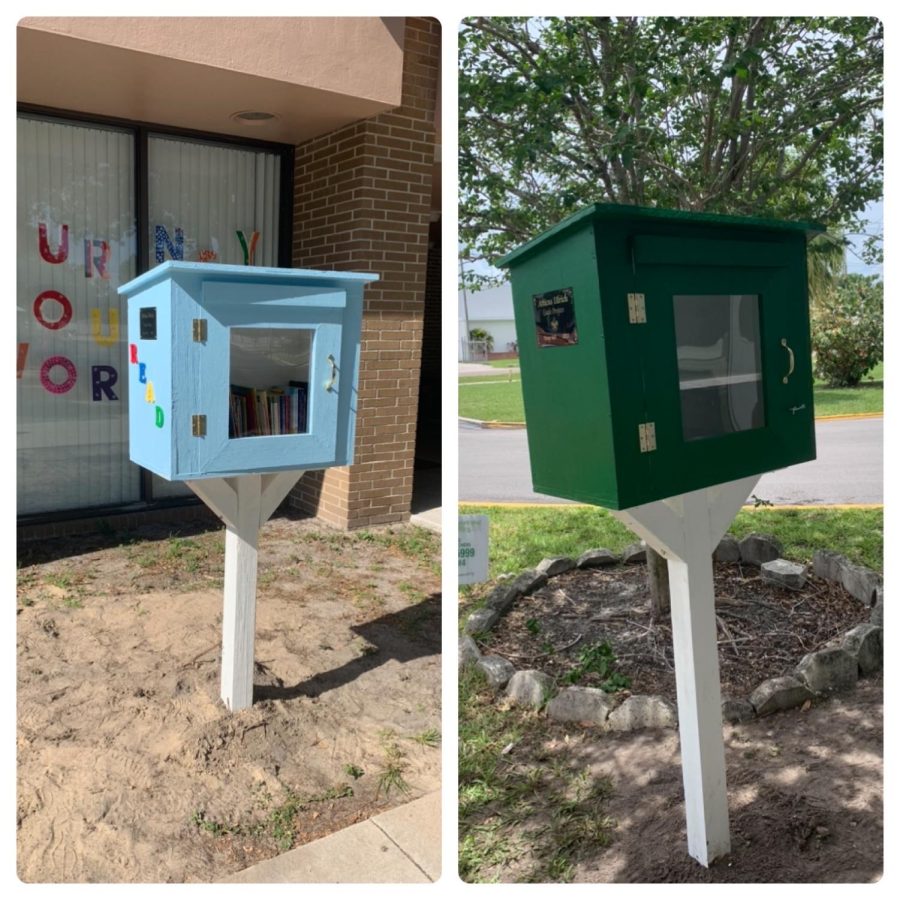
[412,728,441,748]
[190,809,234,838]
[813,382,883,417]
[460,827,521,882]
[349,526,440,576]
[458,505,636,577]
[44,573,74,590]
[376,729,412,798]
[459,504,882,577]
[192,783,354,851]
[730,507,882,571]
[488,358,521,368]
[63,597,84,609]
[458,380,524,422]
[458,669,617,883]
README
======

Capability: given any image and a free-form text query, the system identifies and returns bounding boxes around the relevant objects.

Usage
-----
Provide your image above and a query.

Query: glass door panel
[673,294,765,441]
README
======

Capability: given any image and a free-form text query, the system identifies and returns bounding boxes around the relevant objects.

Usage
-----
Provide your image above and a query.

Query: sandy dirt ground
[571,676,882,882]
[17,515,441,883]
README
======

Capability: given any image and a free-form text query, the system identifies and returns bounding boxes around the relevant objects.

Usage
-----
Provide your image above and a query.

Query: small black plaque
[533,287,577,347]
[140,307,157,340]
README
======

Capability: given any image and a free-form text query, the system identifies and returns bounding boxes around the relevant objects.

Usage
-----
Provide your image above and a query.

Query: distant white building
[458,282,517,359]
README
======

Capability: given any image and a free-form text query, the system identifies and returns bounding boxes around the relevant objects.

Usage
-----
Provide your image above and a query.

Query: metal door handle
[325,354,337,391]
[780,338,795,384]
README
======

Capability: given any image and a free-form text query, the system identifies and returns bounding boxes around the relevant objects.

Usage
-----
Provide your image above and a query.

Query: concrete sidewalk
[222,790,441,883]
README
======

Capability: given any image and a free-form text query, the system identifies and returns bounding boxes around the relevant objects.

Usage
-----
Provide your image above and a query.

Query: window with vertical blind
[145,134,282,500]
[17,111,288,518]
[17,117,139,514]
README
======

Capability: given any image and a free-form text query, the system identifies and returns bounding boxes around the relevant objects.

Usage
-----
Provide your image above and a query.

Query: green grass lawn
[457,503,882,882]
[459,379,525,422]
[459,372,882,422]
[458,504,882,580]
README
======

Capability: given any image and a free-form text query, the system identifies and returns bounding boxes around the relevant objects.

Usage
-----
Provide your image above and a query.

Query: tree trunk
[647,547,670,619]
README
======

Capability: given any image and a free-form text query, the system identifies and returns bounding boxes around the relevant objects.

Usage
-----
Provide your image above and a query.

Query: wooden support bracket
[187,470,304,712]
[612,474,759,867]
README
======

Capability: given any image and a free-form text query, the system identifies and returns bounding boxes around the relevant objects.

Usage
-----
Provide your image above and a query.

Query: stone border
[460,534,883,732]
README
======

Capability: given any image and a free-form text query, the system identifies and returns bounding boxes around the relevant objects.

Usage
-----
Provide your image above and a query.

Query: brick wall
[289,17,440,529]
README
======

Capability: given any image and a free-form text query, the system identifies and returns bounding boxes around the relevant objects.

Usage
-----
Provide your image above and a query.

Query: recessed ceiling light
[231,110,278,124]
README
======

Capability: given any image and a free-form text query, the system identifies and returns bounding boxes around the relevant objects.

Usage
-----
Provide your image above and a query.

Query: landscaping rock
[621,542,647,564]
[577,548,620,569]
[713,535,741,563]
[464,607,500,636]
[738,533,783,566]
[750,676,813,717]
[839,561,882,606]
[761,558,808,590]
[504,670,555,709]
[812,549,847,582]
[546,686,614,725]
[794,647,858,694]
[536,556,577,578]
[459,635,481,669]
[483,569,548,615]
[607,695,676,731]
[477,655,517,690]
[842,624,883,675]
[721,698,756,724]
[871,587,884,626]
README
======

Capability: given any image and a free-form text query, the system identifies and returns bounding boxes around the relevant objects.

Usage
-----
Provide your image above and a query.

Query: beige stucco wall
[17,17,406,143]
[20,17,405,104]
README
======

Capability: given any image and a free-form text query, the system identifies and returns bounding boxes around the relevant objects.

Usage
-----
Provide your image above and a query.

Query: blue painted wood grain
[119,262,376,480]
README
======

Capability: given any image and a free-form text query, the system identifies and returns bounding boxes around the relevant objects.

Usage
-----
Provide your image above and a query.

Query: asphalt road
[458,416,883,505]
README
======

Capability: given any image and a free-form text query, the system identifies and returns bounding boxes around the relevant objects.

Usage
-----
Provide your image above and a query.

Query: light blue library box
[119,262,377,480]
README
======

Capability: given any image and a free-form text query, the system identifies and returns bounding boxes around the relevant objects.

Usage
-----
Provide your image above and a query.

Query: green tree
[468,327,495,352]
[812,274,883,387]
[459,16,883,287]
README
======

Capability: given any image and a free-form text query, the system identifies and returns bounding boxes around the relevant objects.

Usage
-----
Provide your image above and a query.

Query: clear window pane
[229,328,312,438]
[673,294,765,441]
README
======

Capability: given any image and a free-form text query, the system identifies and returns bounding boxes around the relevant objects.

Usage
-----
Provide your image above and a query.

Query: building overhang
[17,17,406,145]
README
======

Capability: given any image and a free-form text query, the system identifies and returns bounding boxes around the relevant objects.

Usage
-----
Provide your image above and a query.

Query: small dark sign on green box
[497,204,823,509]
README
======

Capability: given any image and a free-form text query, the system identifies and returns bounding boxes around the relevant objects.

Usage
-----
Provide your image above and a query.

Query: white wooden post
[187,470,303,712]
[612,474,759,867]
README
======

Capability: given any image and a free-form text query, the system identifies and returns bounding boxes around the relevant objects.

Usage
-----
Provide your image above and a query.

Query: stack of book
[229,381,309,438]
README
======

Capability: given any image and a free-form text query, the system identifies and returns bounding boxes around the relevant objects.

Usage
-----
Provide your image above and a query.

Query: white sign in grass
[458,514,489,585]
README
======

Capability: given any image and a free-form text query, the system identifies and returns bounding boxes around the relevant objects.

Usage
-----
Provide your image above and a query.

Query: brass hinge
[627,293,647,324]
[192,414,207,437]
[192,318,208,342]
[638,422,657,453]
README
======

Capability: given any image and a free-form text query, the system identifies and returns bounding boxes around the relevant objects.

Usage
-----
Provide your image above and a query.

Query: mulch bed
[483,561,870,704]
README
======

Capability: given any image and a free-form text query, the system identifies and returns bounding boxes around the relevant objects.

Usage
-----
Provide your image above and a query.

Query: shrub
[468,327,494,352]
[811,274,883,387]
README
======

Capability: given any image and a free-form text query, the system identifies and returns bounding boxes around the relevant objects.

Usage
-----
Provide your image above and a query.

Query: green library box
[497,204,823,509]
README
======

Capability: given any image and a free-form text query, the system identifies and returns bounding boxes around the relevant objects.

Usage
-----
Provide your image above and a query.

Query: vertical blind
[146,135,282,499]
[17,117,139,514]
[17,116,283,515]
[148,134,280,267]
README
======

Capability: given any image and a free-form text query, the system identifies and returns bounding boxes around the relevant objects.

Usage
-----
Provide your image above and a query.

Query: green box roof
[496,203,825,269]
